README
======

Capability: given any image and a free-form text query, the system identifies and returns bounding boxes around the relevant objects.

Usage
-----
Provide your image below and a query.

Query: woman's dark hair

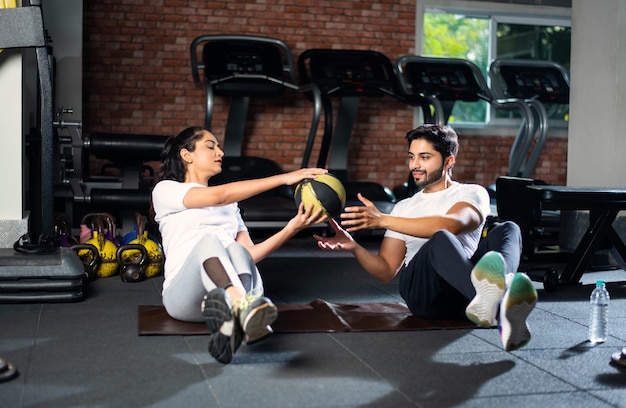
[404,124,459,160]
[157,126,206,182]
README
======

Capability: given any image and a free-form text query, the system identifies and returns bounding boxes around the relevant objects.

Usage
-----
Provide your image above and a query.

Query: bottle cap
[596,279,606,287]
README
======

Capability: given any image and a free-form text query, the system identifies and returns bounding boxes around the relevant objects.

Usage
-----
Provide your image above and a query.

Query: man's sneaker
[499,273,538,351]
[465,251,506,328]
[201,288,243,364]
[234,290,278,344]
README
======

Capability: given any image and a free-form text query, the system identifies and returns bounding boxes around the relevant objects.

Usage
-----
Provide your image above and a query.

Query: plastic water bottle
[589,279,610,343]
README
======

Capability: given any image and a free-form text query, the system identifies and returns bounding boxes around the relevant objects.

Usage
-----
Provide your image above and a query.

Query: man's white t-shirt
[152,180,248,290]
[384,181,491,266]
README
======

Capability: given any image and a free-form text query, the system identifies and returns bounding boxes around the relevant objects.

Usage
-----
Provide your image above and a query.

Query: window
[418,2,571,126]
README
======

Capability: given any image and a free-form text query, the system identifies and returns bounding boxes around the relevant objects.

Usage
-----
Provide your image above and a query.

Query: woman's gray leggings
[162,233,262,322]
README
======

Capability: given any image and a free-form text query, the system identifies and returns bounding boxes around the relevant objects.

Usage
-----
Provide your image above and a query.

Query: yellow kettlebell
[121,214,163,278]
[79,218,119,278]
[126,232,162,278]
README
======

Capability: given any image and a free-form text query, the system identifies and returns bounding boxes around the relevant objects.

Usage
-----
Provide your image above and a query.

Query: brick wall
[82,0,567,194]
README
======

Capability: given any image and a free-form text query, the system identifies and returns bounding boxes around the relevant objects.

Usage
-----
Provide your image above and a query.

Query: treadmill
[190,35,322,229]
[297,49,401,215]
[490,59,570,178]
[490,59,571,290]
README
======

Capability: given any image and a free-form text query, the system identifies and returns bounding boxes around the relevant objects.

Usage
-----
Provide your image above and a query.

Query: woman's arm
[183,168,327,208]
[237,203,328,263]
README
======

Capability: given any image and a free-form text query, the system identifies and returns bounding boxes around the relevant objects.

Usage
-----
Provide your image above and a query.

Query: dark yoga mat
[138,299,475,335]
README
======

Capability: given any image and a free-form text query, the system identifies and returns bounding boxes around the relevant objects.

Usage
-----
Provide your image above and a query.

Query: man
[314,124,537,351]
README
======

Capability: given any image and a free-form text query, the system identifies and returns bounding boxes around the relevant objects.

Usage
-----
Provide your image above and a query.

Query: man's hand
[313,219,357,252]
[339,193,384,232]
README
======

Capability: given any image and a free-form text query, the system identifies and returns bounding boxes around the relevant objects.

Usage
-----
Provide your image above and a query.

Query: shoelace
[233,288,262,316]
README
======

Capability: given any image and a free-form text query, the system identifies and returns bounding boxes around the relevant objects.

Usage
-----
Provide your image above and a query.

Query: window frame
[415,0,572,136]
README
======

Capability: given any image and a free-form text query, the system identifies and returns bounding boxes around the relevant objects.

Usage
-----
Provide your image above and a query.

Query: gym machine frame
[0,2,84,303]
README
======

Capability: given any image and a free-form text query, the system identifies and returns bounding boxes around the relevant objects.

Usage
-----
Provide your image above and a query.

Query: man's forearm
[351,245,397,283]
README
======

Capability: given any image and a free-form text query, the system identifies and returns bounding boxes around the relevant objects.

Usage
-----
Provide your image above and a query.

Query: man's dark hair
[405,124,459,160]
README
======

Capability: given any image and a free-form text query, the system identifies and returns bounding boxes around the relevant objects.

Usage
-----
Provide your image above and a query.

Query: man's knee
[429,229,456,245]
[501,220,521,235]
[490,221,522,242]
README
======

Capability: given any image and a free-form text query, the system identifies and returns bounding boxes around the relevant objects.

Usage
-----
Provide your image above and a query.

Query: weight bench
[526,185,626,287]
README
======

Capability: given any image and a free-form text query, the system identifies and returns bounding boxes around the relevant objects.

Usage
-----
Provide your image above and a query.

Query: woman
[152,126,328,364]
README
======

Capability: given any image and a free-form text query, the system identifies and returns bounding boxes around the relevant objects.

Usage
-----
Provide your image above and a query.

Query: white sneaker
[465,251,506,327]
[499,273,538,351]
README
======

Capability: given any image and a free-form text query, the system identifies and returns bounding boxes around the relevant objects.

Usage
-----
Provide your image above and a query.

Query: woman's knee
[194,233,226,255]
[226,241,253,262]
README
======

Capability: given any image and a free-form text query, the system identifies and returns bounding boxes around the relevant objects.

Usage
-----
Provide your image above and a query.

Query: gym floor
[1,233,626,408]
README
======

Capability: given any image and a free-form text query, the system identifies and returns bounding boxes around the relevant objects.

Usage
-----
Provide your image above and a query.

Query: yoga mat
[138,299,475,336]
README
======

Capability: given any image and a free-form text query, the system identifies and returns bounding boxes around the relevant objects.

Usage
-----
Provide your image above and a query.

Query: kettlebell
[80,212,119,246]
[55,214,78,247]
[71,243,100,282]
[100,213,119,247]
[122,213,163,278]
[117,244,148,283]
[79,218,119,278]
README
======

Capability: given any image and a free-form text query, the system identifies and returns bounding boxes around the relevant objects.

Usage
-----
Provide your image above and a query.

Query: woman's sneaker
[499,273,538,351]
[234,290,278,344]
[465,251,506,328]
[201,288,243,364]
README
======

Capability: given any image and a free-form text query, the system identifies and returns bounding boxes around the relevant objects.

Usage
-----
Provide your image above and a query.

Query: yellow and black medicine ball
[294,173,347,218]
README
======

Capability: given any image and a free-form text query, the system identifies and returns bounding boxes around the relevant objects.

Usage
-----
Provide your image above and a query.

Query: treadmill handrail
[523,99,549,178]
[490,98,535,177]
[207,72,300,90]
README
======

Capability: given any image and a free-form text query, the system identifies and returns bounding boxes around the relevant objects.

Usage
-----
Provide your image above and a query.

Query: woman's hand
[287,202,329,231]
[282,168,328,186]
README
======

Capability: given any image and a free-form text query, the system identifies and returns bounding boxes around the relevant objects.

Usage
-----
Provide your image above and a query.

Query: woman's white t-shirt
[152,180,248,290]
[384,182,491,266]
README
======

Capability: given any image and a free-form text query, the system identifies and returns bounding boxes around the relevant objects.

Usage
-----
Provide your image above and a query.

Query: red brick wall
[82,0,567,193]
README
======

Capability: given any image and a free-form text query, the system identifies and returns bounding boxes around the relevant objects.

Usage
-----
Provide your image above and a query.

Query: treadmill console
[401,60,485,102]
[201,39,286,96]
[299,49,396,97]
[491,61,570,104]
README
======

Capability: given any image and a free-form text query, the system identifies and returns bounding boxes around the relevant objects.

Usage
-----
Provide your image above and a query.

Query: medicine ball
[294,173,347,218]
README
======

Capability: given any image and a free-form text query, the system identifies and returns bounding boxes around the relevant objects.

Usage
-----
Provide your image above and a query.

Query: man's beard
[414,165,445,188]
